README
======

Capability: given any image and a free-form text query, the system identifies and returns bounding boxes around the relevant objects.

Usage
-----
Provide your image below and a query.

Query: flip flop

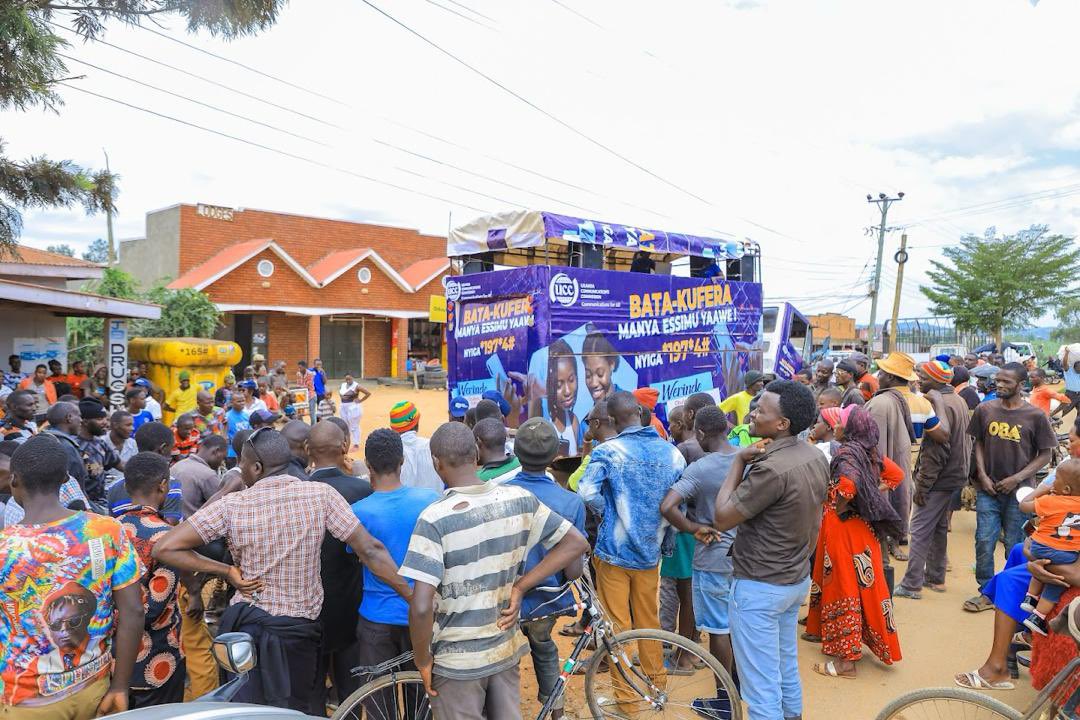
[812,662,855,680]
[954,670,1014,691]
[925,583,947,593]
[964,595,994,613]
[894,586,921,600]
[663,659,695,676]
[890,547,909,561]
[800,632,822,643]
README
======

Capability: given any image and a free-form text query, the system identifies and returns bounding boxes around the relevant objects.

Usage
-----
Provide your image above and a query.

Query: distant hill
[1010,327,1055,340]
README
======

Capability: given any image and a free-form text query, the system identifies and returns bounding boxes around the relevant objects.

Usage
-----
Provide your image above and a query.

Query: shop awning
[0,278,161,319]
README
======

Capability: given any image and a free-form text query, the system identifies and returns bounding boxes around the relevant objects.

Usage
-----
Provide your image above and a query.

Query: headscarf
[828,405,903,540]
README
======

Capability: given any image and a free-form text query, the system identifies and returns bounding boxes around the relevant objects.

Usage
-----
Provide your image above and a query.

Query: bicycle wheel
[331,671,432,720]
[584,628,742,719]
[874,687,1022,720]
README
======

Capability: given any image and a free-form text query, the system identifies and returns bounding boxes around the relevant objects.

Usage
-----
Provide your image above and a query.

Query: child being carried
[1020,457,1080,636]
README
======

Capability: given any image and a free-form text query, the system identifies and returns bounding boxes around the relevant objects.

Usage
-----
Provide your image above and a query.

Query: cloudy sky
[6,0,1079,322]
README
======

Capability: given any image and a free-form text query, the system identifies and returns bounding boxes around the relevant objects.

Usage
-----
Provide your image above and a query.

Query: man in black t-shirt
[966,363,1055,611]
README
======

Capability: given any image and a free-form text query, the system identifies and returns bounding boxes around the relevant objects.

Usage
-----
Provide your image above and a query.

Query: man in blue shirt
[505,418,585,720]
[350,429,440,687]
[1059,347,1080,417]
[578,391,685,710]
[313,358,328,403]
[224,393,251,467]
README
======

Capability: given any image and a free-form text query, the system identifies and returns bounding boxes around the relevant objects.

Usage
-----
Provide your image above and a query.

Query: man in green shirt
[474,418,520,484]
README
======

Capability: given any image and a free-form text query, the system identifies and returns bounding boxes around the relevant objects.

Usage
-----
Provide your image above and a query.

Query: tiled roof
[307,248,371,286]
[8,246,101,267]
[167,239,274,290]
[401,257,451,290]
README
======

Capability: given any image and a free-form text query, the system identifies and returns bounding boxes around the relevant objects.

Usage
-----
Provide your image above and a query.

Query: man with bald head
[193,389,226,438]
[153,427,406,710]
[281,419,312,480]
[44,401,91,500]
[812,359,835,399]
[307,419,373,711]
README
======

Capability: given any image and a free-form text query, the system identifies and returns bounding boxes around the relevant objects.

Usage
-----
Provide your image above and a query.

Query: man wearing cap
[895,360,972,600]
[448,395,470,423]
[720,371,764,426]
[505,418,586,720]
[865,352,918,559]
[391,401,443,491]
[481,389,513,424]
[850,352,879,401]
[164,370,198,420]
[239,380,267,415]
[833,359,866,408]
[77,398,121,506]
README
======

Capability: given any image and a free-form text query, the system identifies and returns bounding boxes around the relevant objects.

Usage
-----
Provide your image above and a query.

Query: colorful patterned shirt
[192,408,226,438]
[171,428,200,462]
[118,507,182,691]
[0,512,141,707]
[0,419,36,444]
[578,424,685,570]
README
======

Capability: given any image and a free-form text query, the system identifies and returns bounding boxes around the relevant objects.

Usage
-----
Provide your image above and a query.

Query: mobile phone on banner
[486,353,508,390]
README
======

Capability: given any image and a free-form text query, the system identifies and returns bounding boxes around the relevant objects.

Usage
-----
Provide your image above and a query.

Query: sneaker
[1023,612,1049,637]
[1020,594,1039,614]
[692,694,734,719]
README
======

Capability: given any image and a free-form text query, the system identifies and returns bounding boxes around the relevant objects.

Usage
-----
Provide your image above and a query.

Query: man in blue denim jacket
[578,391,685,711]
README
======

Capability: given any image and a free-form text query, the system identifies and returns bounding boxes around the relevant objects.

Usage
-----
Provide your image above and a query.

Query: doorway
[320,318,364,379]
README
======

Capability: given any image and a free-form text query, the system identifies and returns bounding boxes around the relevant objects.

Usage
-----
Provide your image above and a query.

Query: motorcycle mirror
[1015,486,1035,504]
[212,632,256,675]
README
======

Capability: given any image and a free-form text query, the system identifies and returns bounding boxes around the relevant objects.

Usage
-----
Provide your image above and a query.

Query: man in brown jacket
[865,352,917,561]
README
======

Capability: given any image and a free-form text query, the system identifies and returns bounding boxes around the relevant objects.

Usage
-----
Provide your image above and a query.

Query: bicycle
[874,657,1079,720]
[331,574,741,719]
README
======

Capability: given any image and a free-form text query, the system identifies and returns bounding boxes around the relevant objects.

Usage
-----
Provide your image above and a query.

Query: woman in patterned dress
[805,404,904,679]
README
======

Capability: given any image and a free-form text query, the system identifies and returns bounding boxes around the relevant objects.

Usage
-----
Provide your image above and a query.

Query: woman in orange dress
[806,404,904,679]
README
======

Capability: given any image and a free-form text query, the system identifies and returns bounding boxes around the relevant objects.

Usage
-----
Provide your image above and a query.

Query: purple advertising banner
[542,212,749,260]
[446,266,763,455]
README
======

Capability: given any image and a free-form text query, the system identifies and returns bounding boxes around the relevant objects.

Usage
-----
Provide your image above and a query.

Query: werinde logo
[549,273,579,307]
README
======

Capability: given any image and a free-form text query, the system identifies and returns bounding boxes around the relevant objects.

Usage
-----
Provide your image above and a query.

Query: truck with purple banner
[444,210,809,453]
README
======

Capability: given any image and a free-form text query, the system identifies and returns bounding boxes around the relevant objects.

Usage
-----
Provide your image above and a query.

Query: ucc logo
[987,421,1022,442]
[549,273,579,307]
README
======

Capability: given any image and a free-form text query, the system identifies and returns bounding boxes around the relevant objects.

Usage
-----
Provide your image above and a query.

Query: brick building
[119,204,449,379]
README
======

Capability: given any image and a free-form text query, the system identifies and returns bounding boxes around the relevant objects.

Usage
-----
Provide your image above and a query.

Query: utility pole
[103,149,116,265]
[866,191,904,356]
[888,233,909,353]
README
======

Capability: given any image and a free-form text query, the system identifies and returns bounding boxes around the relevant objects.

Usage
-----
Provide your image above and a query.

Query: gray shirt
[172,453,224,518]
[671,450,738,574]
[730,436,829,586]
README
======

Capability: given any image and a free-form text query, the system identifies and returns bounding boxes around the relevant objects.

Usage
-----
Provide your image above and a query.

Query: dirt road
[348,384,1041,718]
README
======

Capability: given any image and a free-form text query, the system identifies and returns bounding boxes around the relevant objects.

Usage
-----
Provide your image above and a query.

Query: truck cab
[761,303,813,379]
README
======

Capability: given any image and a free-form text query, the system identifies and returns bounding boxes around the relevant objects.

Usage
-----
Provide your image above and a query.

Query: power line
[58,53,329,146]
[440,0,497,22]
[134,23,350,107]
[358,0,723,209]
[419,0,494,28]
[49,21,342,129]
[548,0,606,29]
[60,83,492,213]
[374,138,599,215]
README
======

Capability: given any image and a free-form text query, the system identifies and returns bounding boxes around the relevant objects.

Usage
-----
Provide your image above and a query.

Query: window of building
[357,266,372,284]
[257,259,275,277]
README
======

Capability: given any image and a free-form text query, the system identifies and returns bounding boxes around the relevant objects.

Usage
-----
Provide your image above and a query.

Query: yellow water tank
[128,338,242,426]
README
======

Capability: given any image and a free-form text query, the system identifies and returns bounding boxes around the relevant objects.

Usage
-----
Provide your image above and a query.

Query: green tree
[921,225,1080,348]
[67,269,218,363]
[1052,298,1080,344]
[45,242,74,256]
[136,285,222,338]
[82,237,109,263]
[1,0,285,255]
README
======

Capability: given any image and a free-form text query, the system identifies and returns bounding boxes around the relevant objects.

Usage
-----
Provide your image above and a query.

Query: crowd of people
[1,347,1079,720]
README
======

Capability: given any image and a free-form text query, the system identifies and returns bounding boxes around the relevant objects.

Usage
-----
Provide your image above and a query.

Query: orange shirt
[263,391,280,413]
[66,373,88,397]
[1033,494,1080,551]
[1029,385,1070,415]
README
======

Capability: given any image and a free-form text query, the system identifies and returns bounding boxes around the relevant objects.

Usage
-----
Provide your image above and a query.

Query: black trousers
[352,616,417,720]
[129,659,187,708]
[310,634,364,713]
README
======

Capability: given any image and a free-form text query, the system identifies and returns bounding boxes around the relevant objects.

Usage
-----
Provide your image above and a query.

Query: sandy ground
[344,383,1045,719]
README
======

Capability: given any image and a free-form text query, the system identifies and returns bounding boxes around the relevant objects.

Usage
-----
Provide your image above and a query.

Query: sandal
[663,658,695,676]
[800,632,822,643]
[954,670,1014,691]
[925,583,947,593]
[889,545,909,561]
[894,586,921,600]
[963,595,994,613]
[812,661,855,679]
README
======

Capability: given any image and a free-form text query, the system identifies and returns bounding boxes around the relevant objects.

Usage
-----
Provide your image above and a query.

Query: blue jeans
[520,615,563,711]
[975,489,1030,588]
[730,576,810,720]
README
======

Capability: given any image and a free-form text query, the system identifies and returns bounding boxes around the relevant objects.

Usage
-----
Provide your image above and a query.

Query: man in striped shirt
[401,422,588,719]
